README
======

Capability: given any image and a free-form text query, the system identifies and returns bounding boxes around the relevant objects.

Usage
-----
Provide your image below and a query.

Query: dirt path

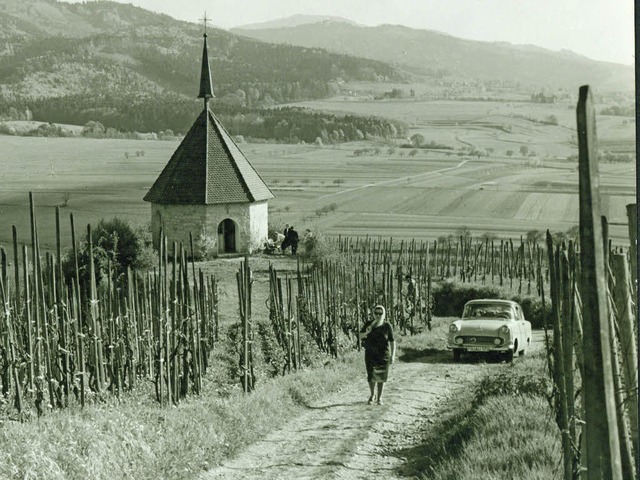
[199,337,543,480]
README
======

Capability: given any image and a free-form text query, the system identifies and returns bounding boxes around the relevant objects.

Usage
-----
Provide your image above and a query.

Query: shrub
[510,294,550,329]
[432,280,503,318]
[0,122,16,135]
[62,218,155,288]
[298,231,345,267]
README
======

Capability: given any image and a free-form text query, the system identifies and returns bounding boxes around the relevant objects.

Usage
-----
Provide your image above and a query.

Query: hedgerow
[431,280,549,328]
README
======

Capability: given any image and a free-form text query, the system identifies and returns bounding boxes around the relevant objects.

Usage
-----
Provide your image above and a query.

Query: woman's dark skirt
[365,358,390,382]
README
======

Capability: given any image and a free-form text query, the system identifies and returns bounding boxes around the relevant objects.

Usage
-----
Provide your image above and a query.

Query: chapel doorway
[217,218,236,253]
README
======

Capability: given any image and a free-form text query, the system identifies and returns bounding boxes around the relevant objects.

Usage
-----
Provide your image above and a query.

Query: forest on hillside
[0,94,407,144]
[0,22,403,139]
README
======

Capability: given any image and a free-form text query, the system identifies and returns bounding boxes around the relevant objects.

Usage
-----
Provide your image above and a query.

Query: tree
[519,145,529,157]
[480,232,497,241]
[469,147,487,158]
[409,134,425,148]
[456,226,472,240]
[565,225,579,241]
[526,230,543,243]
[81,120,105,137]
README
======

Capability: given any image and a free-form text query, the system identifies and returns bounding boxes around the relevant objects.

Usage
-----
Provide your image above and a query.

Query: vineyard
[0,191,633,413]
[0,195,557,414]
[0,194,219,414]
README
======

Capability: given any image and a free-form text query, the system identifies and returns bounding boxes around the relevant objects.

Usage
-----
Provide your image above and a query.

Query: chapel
[144,32,274,256]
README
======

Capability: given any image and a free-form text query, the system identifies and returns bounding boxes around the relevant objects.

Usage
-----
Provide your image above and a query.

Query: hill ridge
[231,20,633,91]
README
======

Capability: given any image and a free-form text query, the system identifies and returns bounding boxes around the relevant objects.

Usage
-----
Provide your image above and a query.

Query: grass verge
[0,348,363,480]
[396,351,561,480]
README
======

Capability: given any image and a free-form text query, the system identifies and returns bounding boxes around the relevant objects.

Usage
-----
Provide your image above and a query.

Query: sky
[64,0,635,65]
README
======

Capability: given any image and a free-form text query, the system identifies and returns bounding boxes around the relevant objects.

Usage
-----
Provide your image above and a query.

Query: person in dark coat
[281,224,290,253]
[288,226,300,255]
[358,305,396,405]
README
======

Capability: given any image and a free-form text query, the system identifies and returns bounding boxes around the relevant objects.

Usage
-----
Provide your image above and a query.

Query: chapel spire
[198,12,214,108]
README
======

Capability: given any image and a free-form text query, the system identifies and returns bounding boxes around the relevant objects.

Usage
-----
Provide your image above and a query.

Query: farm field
[0,98,634,256]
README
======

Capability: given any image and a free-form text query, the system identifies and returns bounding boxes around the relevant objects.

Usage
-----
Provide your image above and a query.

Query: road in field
[317,160,469,200]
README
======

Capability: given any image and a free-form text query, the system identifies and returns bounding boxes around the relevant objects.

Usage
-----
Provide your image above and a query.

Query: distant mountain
[235,14,359,30]
[232,20,634,92]
[0,0,402,133]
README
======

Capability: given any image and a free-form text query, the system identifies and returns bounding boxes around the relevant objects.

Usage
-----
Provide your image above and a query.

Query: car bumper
[447,344,514,353]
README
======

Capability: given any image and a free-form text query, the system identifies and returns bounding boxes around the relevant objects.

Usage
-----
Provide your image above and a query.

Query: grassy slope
[0,345,364,479]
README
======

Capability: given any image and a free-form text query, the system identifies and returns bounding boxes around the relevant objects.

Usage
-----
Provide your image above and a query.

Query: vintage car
[447,299,532,362]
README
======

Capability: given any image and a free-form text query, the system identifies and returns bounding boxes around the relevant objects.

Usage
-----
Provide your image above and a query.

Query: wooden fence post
[577,84,622,479]
[626,204,637,292]
[547,235,572,480]
[611,253,638,455]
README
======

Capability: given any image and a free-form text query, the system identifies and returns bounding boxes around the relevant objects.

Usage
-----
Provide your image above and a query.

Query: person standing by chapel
[288,225,300,255]
[281,224,290,253]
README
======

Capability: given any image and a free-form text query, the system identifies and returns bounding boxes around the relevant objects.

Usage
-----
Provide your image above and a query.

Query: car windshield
[463,303,514,320]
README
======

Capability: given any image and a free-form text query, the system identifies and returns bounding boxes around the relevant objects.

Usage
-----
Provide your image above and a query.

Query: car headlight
[449,324,459,333]
[500,325,510,334]
[494,338,502,345]
[455,337,464,345]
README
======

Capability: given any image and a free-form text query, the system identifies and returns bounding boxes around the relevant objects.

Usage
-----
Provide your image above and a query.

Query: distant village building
[144,32,274,256]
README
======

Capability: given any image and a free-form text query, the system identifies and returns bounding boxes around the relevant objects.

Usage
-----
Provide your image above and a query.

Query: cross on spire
[200,11,211,36]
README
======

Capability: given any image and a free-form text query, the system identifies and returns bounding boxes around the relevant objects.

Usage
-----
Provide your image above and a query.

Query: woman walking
[359,305,396,405]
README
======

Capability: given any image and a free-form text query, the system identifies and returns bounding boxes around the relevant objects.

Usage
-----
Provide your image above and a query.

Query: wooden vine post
[576,85,622,479]
[611,253,638,454]
[626,203,637,293]
[546,235,572,480]
[237,256,254,392]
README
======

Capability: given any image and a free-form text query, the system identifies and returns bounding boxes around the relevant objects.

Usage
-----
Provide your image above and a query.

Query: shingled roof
[144,33,274,206]
[144,109,274,205]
